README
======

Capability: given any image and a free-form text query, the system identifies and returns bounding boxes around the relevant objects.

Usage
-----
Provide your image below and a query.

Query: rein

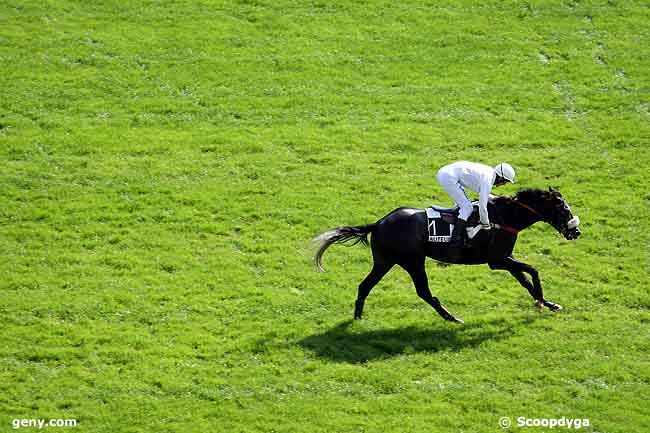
[494,224,520,235]
[491,198,547,236]
[512,199,546,220]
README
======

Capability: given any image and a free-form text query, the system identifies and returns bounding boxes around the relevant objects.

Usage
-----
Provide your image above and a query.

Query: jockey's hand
[480,223,491,230]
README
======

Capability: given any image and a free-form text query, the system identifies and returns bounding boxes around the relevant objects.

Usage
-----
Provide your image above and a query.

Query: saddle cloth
[426,208,454,242]
[426,196,502,242]
[426,206,485,243]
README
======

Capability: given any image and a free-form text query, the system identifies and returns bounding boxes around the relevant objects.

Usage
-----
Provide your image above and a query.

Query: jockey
[436,161,516,248]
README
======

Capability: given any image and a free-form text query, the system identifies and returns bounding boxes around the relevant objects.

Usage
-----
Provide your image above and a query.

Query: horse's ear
[548,186,562,197]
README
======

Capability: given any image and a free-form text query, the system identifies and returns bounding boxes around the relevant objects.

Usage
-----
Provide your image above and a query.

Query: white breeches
[436,172,473,221]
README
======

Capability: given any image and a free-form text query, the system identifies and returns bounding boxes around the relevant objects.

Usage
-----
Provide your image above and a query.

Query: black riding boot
[449,219,467,249]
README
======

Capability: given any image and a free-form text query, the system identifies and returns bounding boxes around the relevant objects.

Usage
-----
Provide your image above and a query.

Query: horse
[314,187,581,324]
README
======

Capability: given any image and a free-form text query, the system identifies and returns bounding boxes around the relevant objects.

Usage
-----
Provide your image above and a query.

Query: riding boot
[449,219,467,249]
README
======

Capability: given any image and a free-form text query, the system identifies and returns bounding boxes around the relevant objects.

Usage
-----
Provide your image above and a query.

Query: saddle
[426,201,483,243]
[430,205,460,224]
[430,198,495,225]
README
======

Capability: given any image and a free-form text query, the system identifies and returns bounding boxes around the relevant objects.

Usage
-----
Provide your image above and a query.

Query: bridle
[469,196,580,238]
[511,197,580,235]
[489,198,553,236]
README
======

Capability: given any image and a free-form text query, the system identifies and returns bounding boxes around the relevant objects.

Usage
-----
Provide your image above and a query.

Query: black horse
[315,188,581,323]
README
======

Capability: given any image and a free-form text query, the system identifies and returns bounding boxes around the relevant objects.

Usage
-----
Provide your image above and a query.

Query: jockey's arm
[478,182,492,226]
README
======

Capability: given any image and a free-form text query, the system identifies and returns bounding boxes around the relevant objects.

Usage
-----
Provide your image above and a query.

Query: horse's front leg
[515,259,563,312]
[489,256,562,312]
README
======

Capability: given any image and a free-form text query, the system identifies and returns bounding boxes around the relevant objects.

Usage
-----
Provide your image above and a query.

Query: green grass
[1,1,649,432]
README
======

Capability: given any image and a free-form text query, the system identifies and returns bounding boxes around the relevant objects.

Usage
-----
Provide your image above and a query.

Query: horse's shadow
[299,316,525,364]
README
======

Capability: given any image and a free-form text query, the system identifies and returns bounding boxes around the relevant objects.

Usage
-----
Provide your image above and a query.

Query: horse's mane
[492,188,555,207]
[513,188,551,204]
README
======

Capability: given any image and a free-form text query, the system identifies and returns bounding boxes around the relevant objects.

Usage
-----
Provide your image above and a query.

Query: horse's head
[516,187,581,240]
[545,188,581,240]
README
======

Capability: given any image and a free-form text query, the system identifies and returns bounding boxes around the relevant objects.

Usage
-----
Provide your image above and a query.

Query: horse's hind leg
[354,260,393,319]
[403,259,464,324]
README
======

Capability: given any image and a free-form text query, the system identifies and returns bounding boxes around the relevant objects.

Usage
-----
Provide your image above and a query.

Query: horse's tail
[314,223,377,272]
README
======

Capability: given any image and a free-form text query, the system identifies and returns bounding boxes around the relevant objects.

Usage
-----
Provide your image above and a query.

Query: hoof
[542,300,563,312]
[445,315,464,324]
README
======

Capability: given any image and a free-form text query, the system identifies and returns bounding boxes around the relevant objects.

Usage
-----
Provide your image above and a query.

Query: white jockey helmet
[494,162,516,183]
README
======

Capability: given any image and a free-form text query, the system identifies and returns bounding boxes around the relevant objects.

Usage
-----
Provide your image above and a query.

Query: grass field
[1,1,649,432]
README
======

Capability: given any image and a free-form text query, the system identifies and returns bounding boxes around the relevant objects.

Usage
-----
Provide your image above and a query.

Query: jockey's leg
[437,174,472,248]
